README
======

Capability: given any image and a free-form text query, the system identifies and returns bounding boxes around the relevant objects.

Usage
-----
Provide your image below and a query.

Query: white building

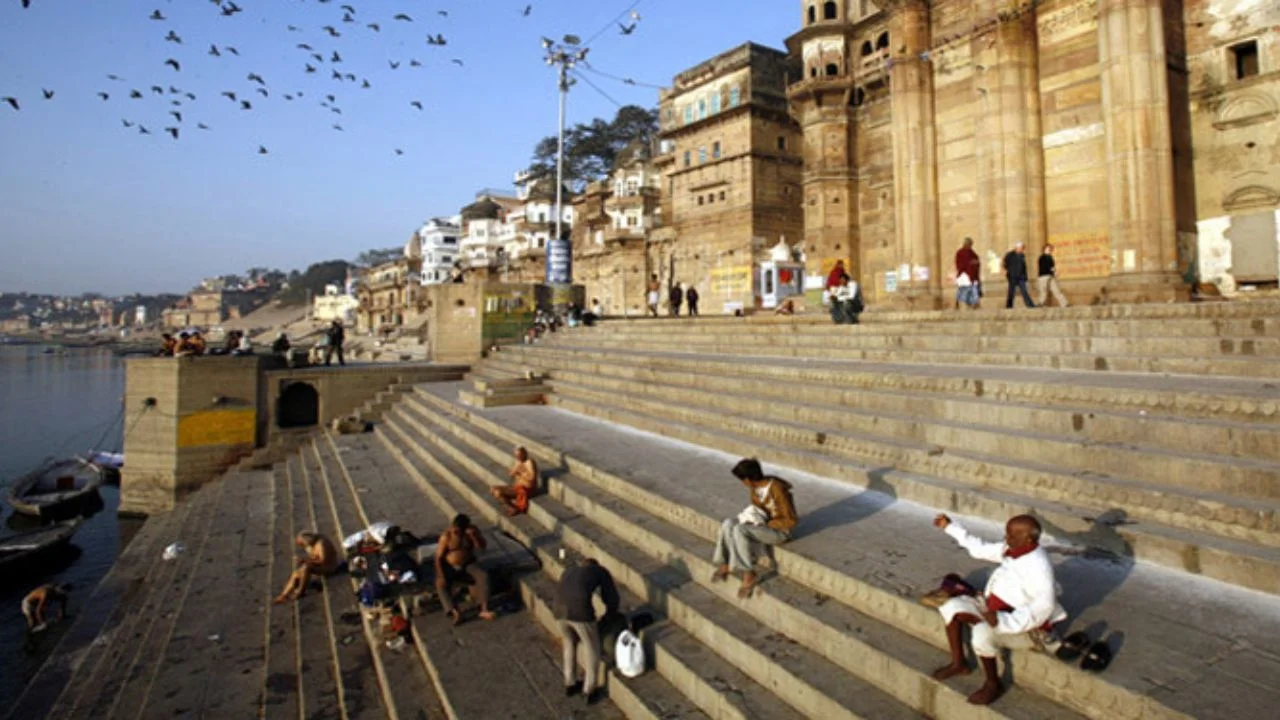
[416,216,463,284]
[312,283,359,325]
[505,171,574,261]
[459,191,521,270]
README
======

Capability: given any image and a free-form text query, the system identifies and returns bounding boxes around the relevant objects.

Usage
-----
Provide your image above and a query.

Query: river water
[0,344,133,702]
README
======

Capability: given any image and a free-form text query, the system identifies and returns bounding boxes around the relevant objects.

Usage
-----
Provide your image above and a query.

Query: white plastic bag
[956,272,973,288]
[737,505,768,526]
[615,629,646,678]
[162,542,185,561]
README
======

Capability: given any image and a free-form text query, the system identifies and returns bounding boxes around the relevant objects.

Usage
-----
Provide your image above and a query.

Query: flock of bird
[2,0,649,158]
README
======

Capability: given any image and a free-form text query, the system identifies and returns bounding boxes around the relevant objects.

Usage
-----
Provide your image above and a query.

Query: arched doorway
[278,382,319,428]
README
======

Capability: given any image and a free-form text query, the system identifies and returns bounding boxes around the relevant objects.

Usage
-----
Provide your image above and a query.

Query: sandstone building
[786,0,1280,308]
[651,43,805,314]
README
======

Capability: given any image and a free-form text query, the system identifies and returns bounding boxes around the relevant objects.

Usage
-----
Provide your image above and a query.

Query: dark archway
[823,1,838,19]
[826,63,839,77]
[876,32,890,50]
[278,382,319,428]
[807,5,816,24]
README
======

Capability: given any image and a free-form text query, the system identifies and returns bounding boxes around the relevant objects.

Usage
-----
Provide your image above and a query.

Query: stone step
[294,449,392,720]
[482,351,1280,464]
[377,416,942,720]
[497,345,1280,425]
[321,431,683,720]
[134,471,278,718]
[551,335,1280,378]
[459,385,547,409]
[536,385,1280,595]
[262,467,302,719]
[16,494,201,720]
[78,474,233,719]
[561,328,1280,359]
[409,383,1280,720]
[538,372,1280,543]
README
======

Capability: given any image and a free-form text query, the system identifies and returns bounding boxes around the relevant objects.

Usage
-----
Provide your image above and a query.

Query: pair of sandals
[1055,631,1113,672]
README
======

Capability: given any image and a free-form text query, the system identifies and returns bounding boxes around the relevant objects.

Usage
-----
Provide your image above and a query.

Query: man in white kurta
[932,513,1067,705]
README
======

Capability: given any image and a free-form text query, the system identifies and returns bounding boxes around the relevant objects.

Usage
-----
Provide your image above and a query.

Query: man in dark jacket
[1002,243,1035,309]
[557,557,620,705]
[685,286,700,317]
[668,283,683,316]
[1035,244,1069,307]
[324,320,346,366]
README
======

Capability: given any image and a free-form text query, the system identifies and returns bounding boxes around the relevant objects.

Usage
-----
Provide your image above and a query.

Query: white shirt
[945,523,1066,635]
[833,283,859,302]
[590,303,603,316]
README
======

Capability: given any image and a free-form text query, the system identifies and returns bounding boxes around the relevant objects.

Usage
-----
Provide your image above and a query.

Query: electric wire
[580,0,646,49]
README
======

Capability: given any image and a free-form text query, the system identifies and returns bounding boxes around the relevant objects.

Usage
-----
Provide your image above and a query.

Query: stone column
[1097,0,1186,301]
[887,0,942,308]
[972,4,1047,259]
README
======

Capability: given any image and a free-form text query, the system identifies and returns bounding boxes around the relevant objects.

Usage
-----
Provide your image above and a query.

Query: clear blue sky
[0,0,796,296]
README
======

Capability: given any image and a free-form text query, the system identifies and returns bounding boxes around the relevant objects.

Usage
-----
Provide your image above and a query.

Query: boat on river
[7,458,105,520]
[0,518,81,575]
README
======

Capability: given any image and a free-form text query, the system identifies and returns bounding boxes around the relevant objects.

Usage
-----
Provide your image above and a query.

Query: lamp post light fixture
[541,36,588,296]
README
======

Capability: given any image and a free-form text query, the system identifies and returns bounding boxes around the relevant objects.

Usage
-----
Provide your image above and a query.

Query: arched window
[278,383,319,428]
[876,32,889,50]
[810,66,818,78]
[861,41,874,56]
[807,5,816,24]
[823,1,838,20]
[825,63,839,77]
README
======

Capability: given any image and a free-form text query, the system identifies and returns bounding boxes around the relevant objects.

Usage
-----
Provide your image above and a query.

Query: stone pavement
[410,381,1280,720]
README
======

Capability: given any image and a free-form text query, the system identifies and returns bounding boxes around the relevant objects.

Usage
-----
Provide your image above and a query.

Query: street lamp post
[542,36,588,304]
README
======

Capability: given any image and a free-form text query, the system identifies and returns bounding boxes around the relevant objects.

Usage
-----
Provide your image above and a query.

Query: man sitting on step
[274,532,341,604]
[490,446,539,517]
[434,513,495,624]
[931,513,1067,705]
[711,458,799,598]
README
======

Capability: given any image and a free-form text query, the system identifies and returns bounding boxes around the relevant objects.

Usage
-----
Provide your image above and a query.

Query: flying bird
[341,4,355,13]
[389,60,400,69]
[122,119,134,127]
[438,10,448,17]
[165,127,179,139]
[165,30,182,44]
[168,85,181,94]
[394,14,412,22]
[619,22,636,35]
[149,10,165,21]
[197,122,209,130]
[394,148,404,156]
[247,73,265,85]
[240,100,252,110]
[221,91,237,101]
[331,51,342,63]
[330,107,342,114]
[170,99,182,106]
[361,79,370,89]
[164,58,181,71]
[297,43,313,51]
[311,53,324,62]
[332,123,343,131]
[343,73,355,81]
[367,23,380,32]
[287,25,299,32]
[323,26,340,37]
[2,97,18,111]
[331,69,343,80]
[130,89,143,99]
[256,88,269,97]
[138,125,151,135]
[225,46,239,56]
[305,64,317,73]
[326,94,336,102]
[170,110,182,122]
[42,89,54,99]
[523,5,532,16]
[98,92,110,101]
[150,86,164,94]
[258,145,268,154]
[209,45,221,56]
[342,12,354,23]
[409,59,422,67]
[185,92,196,100]
[451,59,464,66]
[220,2,242,16]
[283,94,294,100]
[410,100,423,110]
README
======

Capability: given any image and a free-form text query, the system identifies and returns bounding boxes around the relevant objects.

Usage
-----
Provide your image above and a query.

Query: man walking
[1002,243,1035,309]
[1035,244,1069,307]
[955,238,981,310]
[324,320,346,366]
[557,557,620,706]
[668,283,683,317]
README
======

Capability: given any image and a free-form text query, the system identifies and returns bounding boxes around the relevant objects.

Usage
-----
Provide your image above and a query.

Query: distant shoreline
[0,333,159,356]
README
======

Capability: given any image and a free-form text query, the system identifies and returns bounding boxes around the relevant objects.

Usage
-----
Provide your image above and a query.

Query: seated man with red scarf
[930,513,1066,705]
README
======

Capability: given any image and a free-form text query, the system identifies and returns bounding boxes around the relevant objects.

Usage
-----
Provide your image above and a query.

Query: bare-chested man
[434,514,495,624]
[22,583,71,632]
[489,446,538,517]
[274,532,341,604]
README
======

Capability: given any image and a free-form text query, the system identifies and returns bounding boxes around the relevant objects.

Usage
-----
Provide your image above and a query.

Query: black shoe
[585,689,603,706]
[564,682,582,698]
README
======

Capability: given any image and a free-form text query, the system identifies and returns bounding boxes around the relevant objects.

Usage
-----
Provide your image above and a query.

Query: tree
[355,247,403,267]
[526,104,659,190]
[276,260,351,306]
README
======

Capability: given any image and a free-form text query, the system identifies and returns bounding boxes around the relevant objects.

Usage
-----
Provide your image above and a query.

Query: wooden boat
[0,518,81,574]
[7,458,104,520]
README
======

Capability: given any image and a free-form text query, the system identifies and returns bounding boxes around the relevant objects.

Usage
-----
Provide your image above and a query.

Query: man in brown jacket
[711,458,799,598]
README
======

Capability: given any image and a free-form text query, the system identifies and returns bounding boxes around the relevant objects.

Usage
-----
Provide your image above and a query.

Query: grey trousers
[712,518,790,572]
[558,619,602,692]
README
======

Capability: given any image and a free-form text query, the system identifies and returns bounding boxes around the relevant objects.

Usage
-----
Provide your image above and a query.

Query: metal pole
[555,62,568,246]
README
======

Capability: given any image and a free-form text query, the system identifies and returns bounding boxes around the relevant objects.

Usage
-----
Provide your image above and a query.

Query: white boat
[7,458,104,520]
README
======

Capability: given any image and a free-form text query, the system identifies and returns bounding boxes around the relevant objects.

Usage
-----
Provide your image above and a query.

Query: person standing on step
[1002,243,1035,309]
[955,237,981,310]
[490,446,539,516]
[930,513,1066,705]
[686,286,700,317]
[557,557,620,706]
[434,514,495,624]
[668,282,683,317]
[646,274,660,317]
[1035,244,1069,308]
[324,320,346,366]
[711,458,799,598]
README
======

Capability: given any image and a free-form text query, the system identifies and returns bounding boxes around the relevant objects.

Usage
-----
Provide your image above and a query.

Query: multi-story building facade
[652,42,804,314]
[458,191,522,274]
[416,217,463,285]
[571,140,663,315]
[785,0,1280,307]
[354,238,424,333]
